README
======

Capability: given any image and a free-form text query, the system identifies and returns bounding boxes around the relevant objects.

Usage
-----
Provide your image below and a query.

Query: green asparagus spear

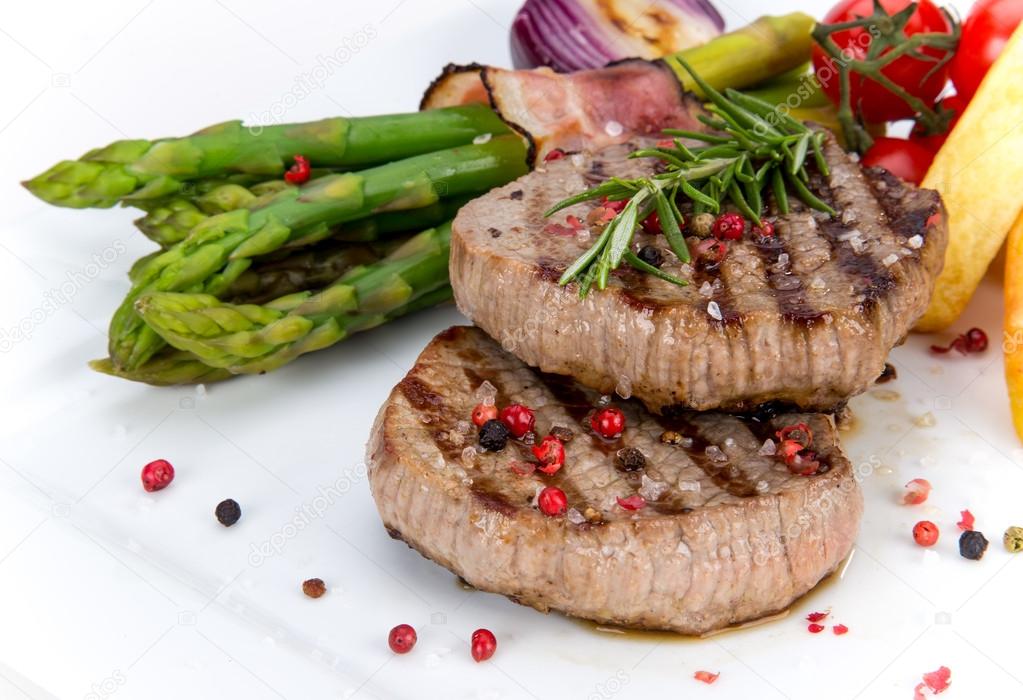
[23,105,511,208]
[136,174,471,248]
[136,223,454,373]
[110,136,528,370]
[222,241,391,304]
[89,350,234,386]
[663,13,815,97]
[133,177,293,246]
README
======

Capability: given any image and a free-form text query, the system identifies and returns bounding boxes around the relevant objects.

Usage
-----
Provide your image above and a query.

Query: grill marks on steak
[450,134,947,412]
[368,327,863,634]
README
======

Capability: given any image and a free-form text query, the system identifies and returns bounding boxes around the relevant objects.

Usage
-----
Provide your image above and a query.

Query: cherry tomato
[861,137,934,184]
[950,0,1023,102]
[910,95,967,153]
[811,0,953,123]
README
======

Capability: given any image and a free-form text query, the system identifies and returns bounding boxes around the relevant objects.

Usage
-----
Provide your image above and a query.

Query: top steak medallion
[450,135,948,412]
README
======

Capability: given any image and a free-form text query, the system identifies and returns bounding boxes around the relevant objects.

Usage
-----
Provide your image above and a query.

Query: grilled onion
[510,0,724,72]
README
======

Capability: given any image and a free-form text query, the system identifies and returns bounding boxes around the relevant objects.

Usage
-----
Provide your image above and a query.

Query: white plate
[1,1,1017,698]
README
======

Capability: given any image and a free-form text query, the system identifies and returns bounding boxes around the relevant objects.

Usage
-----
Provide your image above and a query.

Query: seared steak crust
[367,327,862,635]
[450,136,947,412]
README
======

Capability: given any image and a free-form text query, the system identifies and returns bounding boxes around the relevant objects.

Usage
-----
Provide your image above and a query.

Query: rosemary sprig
[545,58,836,298]
[811,0,960,153]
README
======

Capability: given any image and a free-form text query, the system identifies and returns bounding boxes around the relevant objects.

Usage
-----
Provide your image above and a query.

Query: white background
[2,1,1020,699]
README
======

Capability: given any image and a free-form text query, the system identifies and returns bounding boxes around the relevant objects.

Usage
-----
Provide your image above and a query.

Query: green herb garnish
[545,58,836,298]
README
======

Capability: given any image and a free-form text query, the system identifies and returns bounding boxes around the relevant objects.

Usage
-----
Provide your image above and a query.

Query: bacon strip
[420,59,704,165]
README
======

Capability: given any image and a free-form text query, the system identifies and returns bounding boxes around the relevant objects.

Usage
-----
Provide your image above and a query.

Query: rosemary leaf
[791,133,811,176]
[662,128,731,145]
[544,181,628,217]
[811,132,830,177]
[558,223,613,286]
[623,250,688,286]
[785,170,837,215]
[653,188,690,264]
[771,167,790,215]
[728,181,761,226]
[607,197,641,269]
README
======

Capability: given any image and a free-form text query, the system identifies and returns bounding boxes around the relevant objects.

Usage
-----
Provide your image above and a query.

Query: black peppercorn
[615,447,646,472]
[959,530,989,560]
[636,245,663,268]
[478,419,510,451]
[215,498,241,527]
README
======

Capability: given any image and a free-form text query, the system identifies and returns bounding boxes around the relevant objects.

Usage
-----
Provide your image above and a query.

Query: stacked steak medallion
[367,136,948,634]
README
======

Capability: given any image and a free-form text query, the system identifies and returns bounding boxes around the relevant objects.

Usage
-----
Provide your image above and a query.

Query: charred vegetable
[510,0,724,72]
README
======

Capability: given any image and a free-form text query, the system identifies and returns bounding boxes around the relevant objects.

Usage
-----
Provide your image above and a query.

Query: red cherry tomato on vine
[861,137,934,185]
[950,0,1023,103]
[811,0,954,123]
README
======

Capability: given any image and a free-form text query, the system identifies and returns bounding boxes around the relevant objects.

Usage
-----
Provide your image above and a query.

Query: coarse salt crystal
[604,120,624,137]
[567,508,586,524]
[772,274,801,291]
[474,380,497,405]
[570,153,586,168]
[639,474,669,501]
[756,480,770,493]
[461,446,477,466]
[705,445,728,462]
[907,234,924,249]
[678,480,701,492]
[699,281,714,297]
[882,253,899,266]
[615,374,633,399]
[707,301,722,320]
[472,132,492,145]
[759,439,776,456]
[810,276,826,290]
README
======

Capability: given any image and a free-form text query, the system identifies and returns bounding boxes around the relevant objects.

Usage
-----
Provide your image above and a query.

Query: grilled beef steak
[450,136,948,412]
[367,327,862,635]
